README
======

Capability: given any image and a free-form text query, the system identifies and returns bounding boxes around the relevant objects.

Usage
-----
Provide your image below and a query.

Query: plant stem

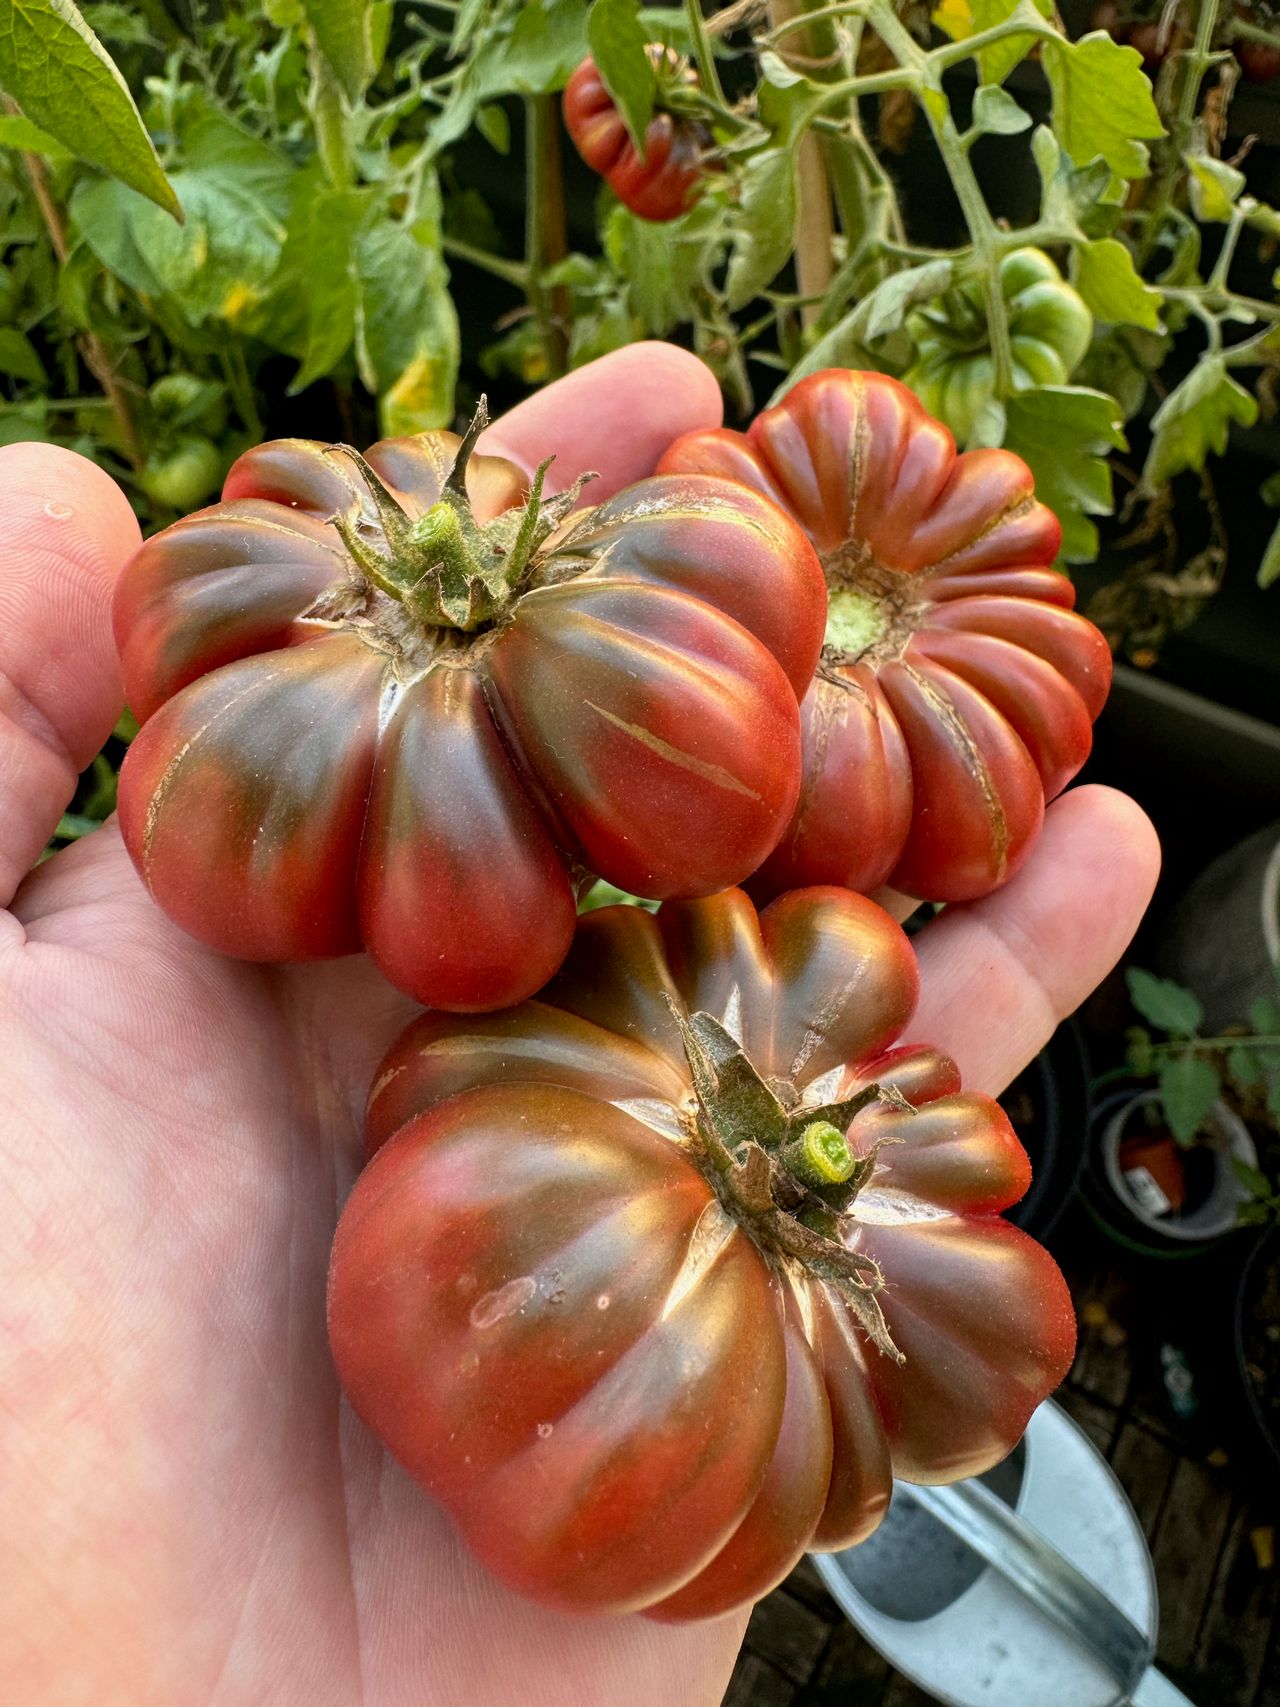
[524,95,569,379]
[12,126,143,470]
[869,2,1015,395]
[1139,0,1224,265]
[685,0,727,101]
[769,0,837,320]
[442,236,530,289]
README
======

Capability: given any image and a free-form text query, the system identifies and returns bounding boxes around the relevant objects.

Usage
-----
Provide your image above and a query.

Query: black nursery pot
[1002,1019,1093,1240]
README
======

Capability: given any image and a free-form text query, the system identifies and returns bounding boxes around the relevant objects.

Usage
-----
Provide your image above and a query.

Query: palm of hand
[1,347,1158,1707]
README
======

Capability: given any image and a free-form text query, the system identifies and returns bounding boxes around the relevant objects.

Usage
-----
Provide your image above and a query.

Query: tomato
[114,416,827,1011]
[140,435,224,512]
[658,369,1113,902]
[328,886,1076,1619]
[564,51,710,223]
[903,249,1093,448]
[1234,3,1280,79]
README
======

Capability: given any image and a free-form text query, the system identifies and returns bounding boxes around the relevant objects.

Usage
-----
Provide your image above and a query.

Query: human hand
[1,343,1158,1707]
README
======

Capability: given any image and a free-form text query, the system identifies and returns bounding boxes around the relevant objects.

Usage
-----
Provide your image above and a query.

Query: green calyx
[663,997,914,1362]
[325,399,588,633]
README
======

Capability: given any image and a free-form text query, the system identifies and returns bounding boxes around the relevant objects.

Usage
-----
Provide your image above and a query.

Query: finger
[0,444,140,908]
[908,785,1160,1094]
[479,342,723,500]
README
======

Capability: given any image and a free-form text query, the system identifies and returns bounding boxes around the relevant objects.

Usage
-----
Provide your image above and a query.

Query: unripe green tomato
[904,248,1093,446]
[142,435,223,512]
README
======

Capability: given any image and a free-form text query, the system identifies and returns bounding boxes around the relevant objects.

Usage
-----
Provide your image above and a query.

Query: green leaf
[1259,514,1280,590]
[1158,1054,1220,1145]
[1232,1157,1272,1198]
[1144,356,1258,488]
[1127,967,1204,1035]
[1072,237,1162,330]
[276,174,372,394]
[71,111,293,328]
[1250,995,1280,1035]
[588,0,655,155]
[1002,384,1125,561]
[971,84,1031,136]
[0,110,67,157]
[726,146,796,309]
[1227,1043,1264,1087]
[1269,1077,1280,1128]
[474,103,510,154]
[1126,1026,1154,1077]
[934,0,1054,87]
[430,0,589,150]
[604,199,715,333]
[303,0,373,103]
[1185,153,1246,223]
[354,184,459,434]
[0,0,179,216]
[0,325,43,383]
[856,259,955,343]
[1042,30,1165,180]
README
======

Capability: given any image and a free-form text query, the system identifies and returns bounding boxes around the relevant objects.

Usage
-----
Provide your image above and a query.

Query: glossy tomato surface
[114,431,827,1010]
[658,369,1113,901]
[564,53,708,222]
[329,887,1076,1620]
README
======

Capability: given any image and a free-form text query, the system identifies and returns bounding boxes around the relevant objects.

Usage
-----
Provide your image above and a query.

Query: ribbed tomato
[563,52,709,222]
[114,417,827,1010]
[658,369,1113,901]
[328,886,1076,1620]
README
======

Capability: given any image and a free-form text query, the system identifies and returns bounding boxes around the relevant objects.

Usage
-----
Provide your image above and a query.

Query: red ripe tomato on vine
[563,47,713,222]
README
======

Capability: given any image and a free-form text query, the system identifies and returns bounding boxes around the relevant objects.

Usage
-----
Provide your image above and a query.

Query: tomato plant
[329,886,1075,1620]
[903,250,1093,450]
[114,414,827,1010]
[564,50,710,223]
[659,369,1112,902]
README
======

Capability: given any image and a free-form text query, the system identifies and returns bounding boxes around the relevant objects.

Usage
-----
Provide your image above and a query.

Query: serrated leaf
[430,0,590,152]
[71,109,292,328]
[0,325,43,383]
[1260,514,1280,590]
[972,84,1032,135]
[303,0,373,103]
[1042,31,1165,180]
[1073,237,1162,330]
[588,0,655,155]
[1002,384,1125,561]
[1127,967,1204,1034]
[1144,356,1258,488]
[1158,1054,1220,1145]
[1185,152,1246,223]
[0,0,178,215]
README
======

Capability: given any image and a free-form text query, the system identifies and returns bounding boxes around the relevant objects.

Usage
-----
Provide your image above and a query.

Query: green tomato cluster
[903,249,1093,447]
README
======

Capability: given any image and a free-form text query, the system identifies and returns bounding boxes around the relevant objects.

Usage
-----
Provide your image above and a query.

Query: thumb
[0,443,140,907]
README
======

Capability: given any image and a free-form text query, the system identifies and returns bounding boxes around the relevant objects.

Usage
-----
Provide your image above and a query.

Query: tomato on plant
[114,409,827,1011]
[329,886,1075,1620]
[563,50,711,223]
[904,249,1093,448]
[658,369,1113,902]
